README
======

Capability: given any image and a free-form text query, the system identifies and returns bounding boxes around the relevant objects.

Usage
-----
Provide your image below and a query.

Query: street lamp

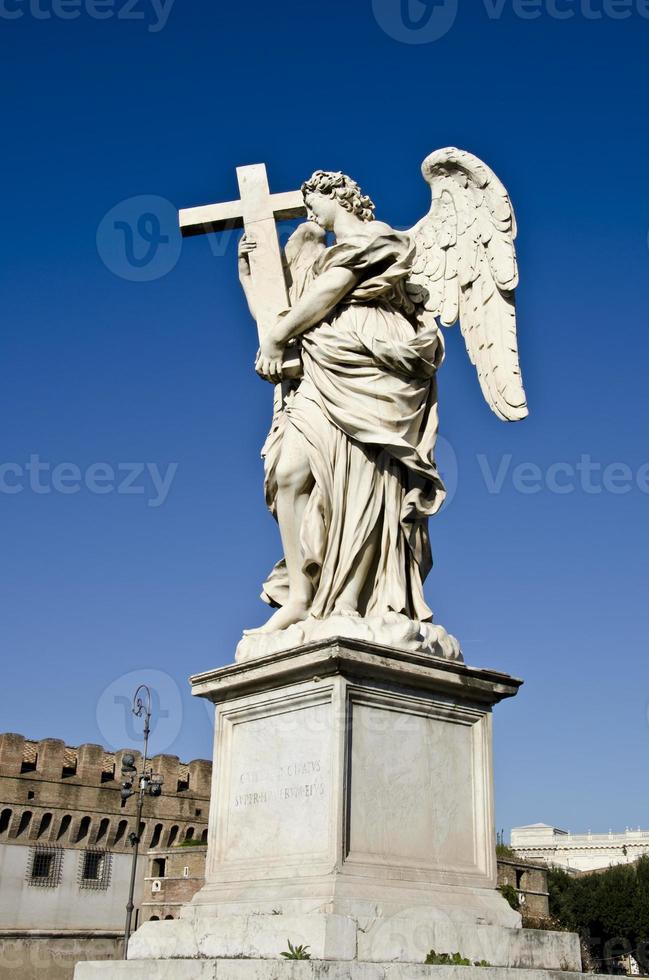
[121,684,164,959]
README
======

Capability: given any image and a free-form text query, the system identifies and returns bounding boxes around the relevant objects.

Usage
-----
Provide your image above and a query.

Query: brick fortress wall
[0,733,212,854]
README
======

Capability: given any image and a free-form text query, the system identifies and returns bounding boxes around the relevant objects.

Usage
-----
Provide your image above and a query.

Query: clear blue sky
[2,0,648,839]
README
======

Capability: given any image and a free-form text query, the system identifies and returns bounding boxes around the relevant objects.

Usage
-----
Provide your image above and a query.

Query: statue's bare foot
[332,603,361,618]
[244,600,309,635]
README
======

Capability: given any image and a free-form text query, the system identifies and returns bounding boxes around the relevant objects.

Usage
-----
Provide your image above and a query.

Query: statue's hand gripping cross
[179,164,307,376]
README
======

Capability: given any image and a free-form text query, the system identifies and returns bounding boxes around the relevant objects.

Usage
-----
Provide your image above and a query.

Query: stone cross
[179,164,307,349]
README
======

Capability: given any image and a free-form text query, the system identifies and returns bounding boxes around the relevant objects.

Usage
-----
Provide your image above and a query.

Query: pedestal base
[124,911,581,971]
[76,964,607,980]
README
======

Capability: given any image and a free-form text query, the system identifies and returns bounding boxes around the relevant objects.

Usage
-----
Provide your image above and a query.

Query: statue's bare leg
[253,422,314,633]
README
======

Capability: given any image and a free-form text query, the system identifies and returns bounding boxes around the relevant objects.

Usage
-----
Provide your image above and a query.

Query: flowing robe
[262,231,446,622]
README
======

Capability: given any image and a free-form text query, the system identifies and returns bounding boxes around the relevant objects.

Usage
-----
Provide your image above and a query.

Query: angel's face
[304,191,338,232]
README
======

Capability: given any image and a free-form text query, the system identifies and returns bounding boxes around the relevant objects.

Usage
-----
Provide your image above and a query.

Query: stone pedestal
[186,638,521,926]
[75,638,587,978]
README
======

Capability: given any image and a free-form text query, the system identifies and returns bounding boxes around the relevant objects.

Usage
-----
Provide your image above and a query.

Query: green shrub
[548,857,649,974]
[281,940,311,960]
[499,883,521,911]
[424,949,491,967]
[425,950,471,966]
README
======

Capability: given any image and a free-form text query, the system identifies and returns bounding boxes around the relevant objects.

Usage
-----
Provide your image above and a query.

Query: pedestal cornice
[190,637,523,707]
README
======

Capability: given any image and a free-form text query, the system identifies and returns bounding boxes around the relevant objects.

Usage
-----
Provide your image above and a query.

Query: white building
[511,823,649,873]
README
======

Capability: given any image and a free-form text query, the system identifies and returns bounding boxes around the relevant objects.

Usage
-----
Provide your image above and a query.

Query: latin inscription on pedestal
[220,698,333,865]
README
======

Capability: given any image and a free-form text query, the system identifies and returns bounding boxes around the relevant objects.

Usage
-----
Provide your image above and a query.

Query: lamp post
[121,684,163,959]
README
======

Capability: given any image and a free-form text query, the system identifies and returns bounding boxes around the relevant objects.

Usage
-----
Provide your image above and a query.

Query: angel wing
[407,147,528,422]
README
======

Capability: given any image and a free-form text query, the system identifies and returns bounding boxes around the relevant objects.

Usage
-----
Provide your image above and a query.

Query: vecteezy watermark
[372,0,459,43]
[373,0,649,44]
[477,453,649,495]
[96,668,183,752]
[0,0,175,30]
[0,456,178,507]
[482,0,649,18]
[97,195,182,281]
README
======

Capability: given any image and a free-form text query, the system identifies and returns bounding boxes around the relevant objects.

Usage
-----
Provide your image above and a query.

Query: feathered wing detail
[407,147,528,421]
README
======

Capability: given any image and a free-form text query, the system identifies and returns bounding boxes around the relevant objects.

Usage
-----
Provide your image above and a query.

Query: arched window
[16,811,33,837]
[114,819,128,844]
[138,821,146,841]
[95,818,110,843]
[0,809,12,834]
[76,816,91,842]
[200,828,208,844]
[36,813,52,840]
[167,825,179,847]
[149,915,160,922]
[184,827,195,842]
[164,915,174,920]
[56,814,72,841]
[150,823,163,849]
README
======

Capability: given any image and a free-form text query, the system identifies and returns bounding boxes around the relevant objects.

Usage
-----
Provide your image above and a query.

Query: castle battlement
[0,733,212,854]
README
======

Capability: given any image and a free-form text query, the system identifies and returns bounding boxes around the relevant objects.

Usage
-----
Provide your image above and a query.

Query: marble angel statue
[237,148,527,659]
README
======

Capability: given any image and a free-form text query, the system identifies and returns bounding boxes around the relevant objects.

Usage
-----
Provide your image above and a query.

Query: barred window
[27,845,63,887]
[79,849,112,890]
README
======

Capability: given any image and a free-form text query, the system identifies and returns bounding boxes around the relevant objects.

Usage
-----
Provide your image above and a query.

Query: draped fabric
[261,231,446,622]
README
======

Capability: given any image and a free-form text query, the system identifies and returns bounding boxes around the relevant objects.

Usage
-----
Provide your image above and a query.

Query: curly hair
[302,170,375,222]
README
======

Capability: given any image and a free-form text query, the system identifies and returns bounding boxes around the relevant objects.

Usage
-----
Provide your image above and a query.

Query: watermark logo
[483,0,649,18]
[0,456,178,507]
[477,452,649,495]
[0,0,175,30]
[97,195,181,282]
[372,0,458,42]
[373,0,649,43]
[364,908,457,962]
[96,668,183,752]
